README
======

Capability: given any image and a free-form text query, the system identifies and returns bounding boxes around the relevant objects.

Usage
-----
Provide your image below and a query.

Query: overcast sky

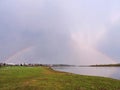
[0,0,120,65]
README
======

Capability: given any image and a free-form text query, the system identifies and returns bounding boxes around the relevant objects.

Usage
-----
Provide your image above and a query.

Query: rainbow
[71,32,117,65]
[5,46,35,64]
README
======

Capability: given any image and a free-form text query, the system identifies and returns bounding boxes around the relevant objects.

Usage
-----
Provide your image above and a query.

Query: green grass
[0,66,120,90]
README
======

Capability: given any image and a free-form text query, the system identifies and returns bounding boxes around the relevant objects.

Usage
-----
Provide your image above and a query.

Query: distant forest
[90,63,120,67]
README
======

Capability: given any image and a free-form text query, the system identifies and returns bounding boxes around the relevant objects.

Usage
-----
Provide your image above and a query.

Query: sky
[0,0,120,65]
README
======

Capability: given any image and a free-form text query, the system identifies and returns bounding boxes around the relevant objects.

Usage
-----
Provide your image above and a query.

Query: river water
[53,66,120,80]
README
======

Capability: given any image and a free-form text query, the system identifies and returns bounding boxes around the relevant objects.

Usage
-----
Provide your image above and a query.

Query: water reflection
[53,67,120,80]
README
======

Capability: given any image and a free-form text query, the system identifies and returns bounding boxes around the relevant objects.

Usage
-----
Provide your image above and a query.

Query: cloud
[0,0,120,64]
[97,20,120,62]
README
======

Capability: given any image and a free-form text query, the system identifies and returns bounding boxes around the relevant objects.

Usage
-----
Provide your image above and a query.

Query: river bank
[0,66,120,90]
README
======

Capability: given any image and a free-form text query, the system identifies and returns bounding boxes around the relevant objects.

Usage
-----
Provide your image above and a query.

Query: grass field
[0,66,120,90]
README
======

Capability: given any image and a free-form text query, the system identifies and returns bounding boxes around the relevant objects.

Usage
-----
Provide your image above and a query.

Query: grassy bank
[0,66,120,90]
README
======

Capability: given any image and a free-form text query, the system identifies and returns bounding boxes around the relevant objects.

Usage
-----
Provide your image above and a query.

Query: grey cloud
[97,21,120,62]
[0,0,120,64]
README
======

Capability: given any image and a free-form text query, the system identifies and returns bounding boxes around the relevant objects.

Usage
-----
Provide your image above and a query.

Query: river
[53,66,120,80]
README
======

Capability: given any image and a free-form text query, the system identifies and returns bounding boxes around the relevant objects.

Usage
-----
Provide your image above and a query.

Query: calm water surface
[53,67,120,80]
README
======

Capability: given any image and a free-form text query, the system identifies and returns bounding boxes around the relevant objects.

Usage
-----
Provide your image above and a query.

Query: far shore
[90,63,120,67]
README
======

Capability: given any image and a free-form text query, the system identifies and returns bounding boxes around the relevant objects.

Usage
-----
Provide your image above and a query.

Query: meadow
[0,66,120,90]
